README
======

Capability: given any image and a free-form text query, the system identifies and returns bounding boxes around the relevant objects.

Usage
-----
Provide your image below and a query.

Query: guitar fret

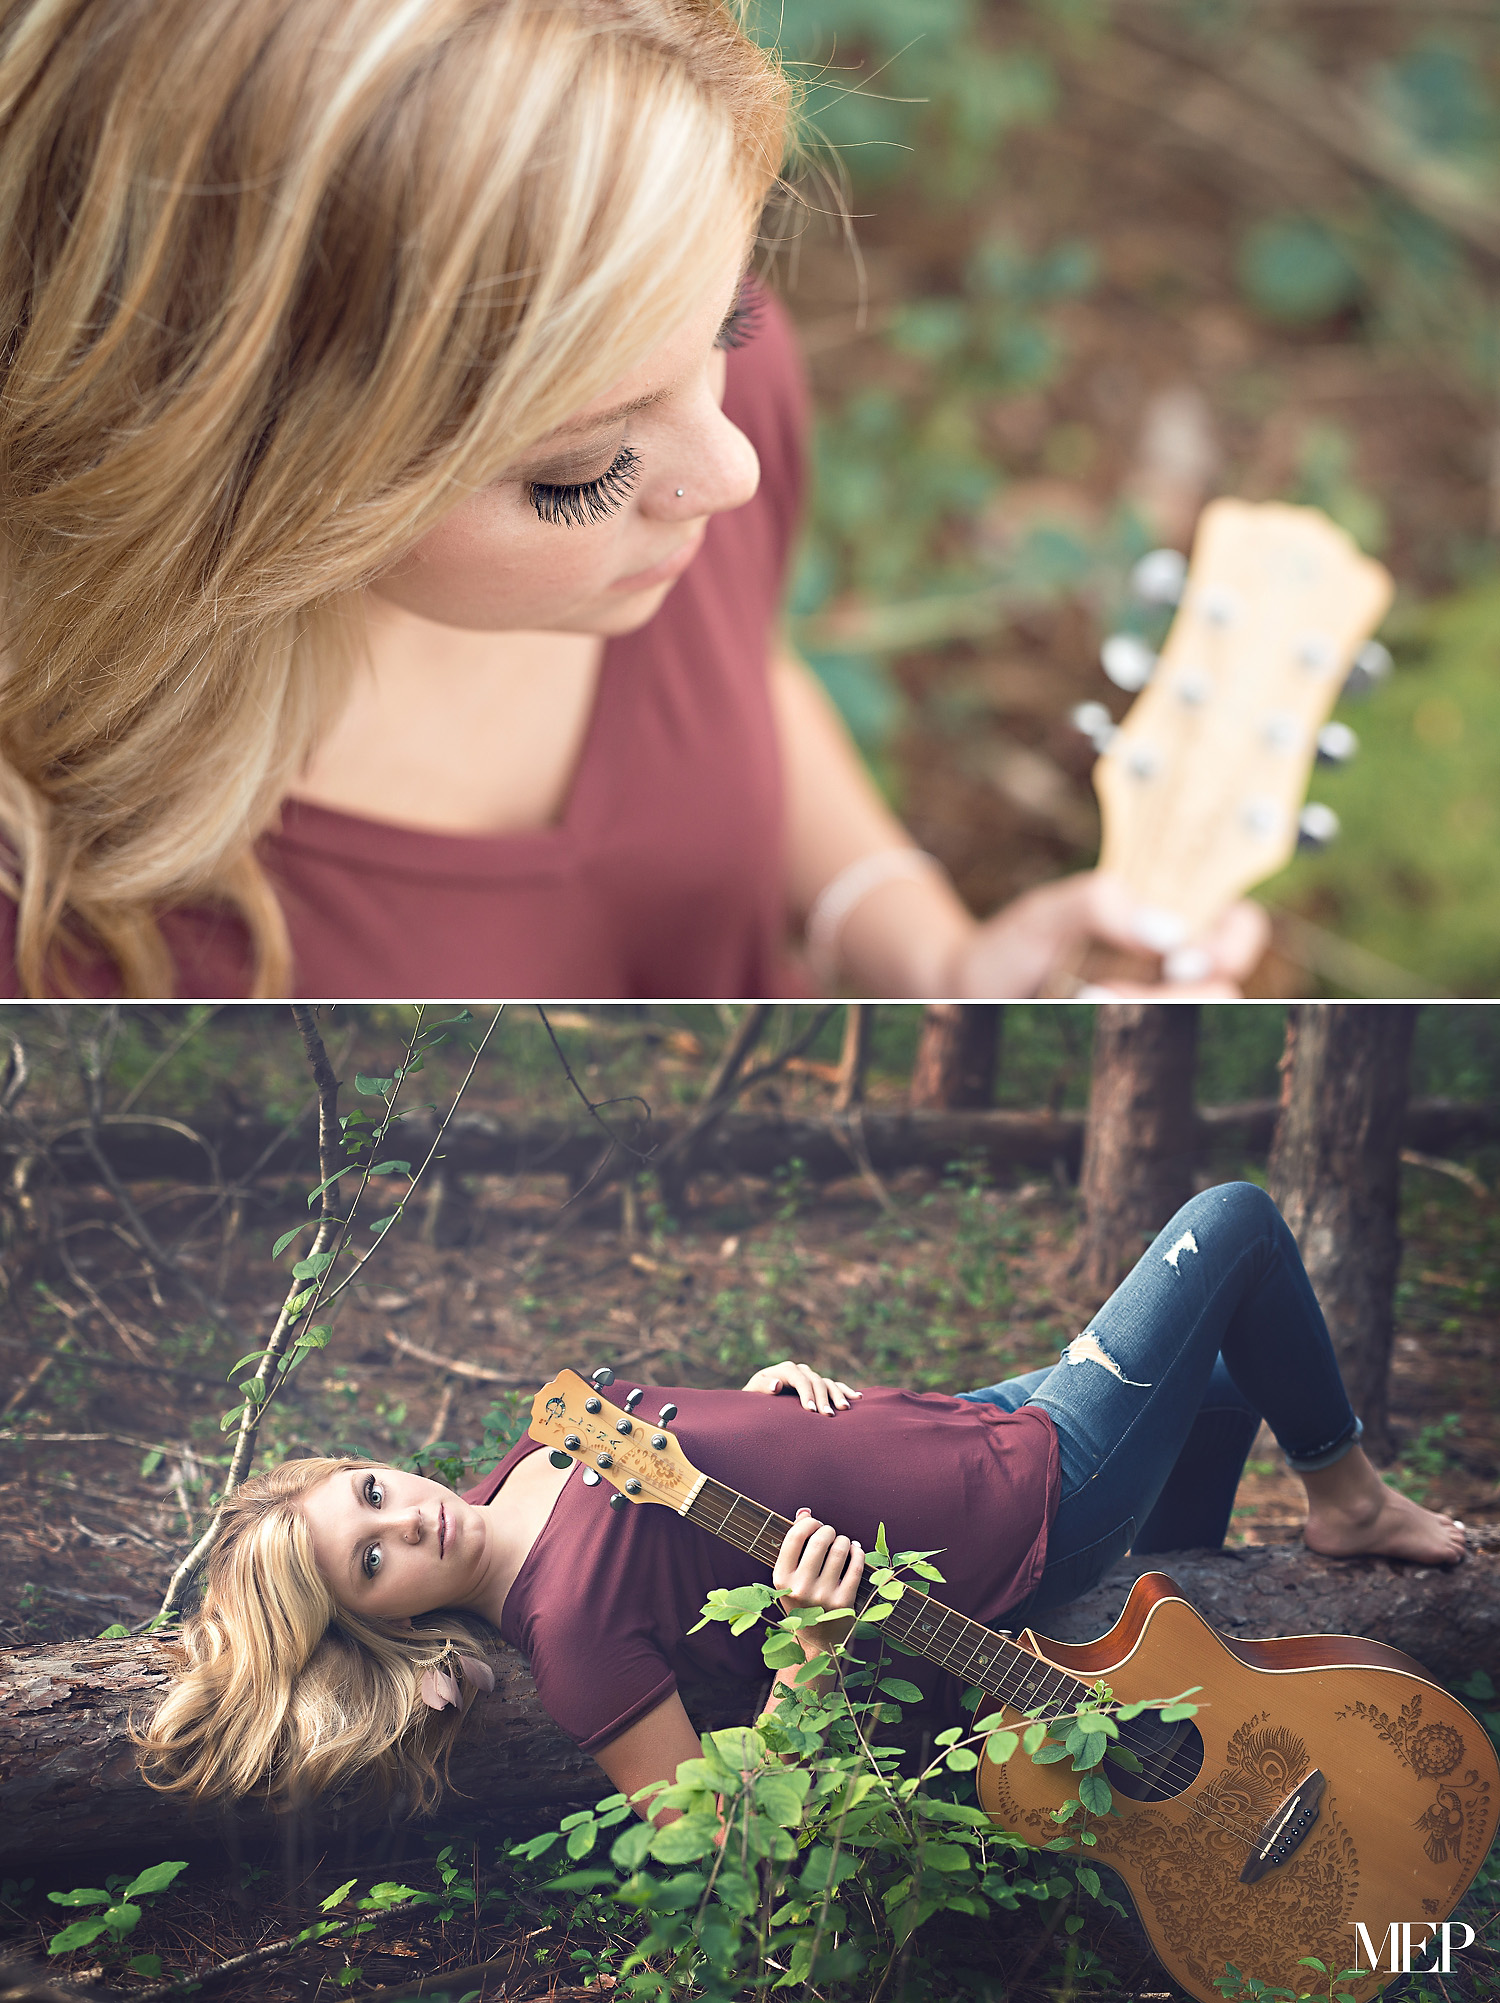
[681,1476,1090,1724]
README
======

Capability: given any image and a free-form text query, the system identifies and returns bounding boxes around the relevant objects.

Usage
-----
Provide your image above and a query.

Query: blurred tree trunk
[909,1006,1003,1109]
[834,1005,874,1112]
[1077,1005,1201,1296]
[1267,1005,1418,1462]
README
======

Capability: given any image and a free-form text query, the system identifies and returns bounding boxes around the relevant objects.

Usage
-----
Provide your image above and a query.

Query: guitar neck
[684,1475,1090,1719]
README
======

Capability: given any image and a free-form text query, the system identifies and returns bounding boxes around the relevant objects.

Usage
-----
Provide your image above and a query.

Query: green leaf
[139,1448,163,1478]
[122,1862,187,1900]
[226,1350,268,1380]
[128,1955,163,1977]
[219,1405,246,1431]
[101,1903,141,1940]
[1078,1866,1101,1899]
[648,1818,719,1865]
[48,1888,111,1908]
[984,1729,1019,1765]
[1159,1701,1199,1722]
[97,1623,130,1639]
[367,1160,412,1176]
[300,1325,331,1349]
[610,1822,655,1872]
[272,1226,310,1258]
[355,1074,394,1096]
[285,1289,315,1315]
[565,1824,597,1861]
[361,1883,419,1908]
[1078,1772,1113,1816]
[47,1918,109,1954]
[369,1213,401,1238]
[1031,1741,1071,1765]
[878,1677,924,1704]
[945,1747,979,1771]
[320,1878,359,1912]
[917,1842,971,1873]
[1022,1721,1048,1756]
[292,1252,335,1280]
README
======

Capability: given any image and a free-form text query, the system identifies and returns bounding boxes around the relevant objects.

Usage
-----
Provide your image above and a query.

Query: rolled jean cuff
[1283,1415,1363,1473]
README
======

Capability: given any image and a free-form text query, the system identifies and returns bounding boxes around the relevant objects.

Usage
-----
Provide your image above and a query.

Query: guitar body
[976,1573,1499,2003]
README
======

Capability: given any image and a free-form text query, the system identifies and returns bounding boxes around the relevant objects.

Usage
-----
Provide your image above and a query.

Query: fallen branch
[14,1098,1500,1192]
[384,1330,536,1387]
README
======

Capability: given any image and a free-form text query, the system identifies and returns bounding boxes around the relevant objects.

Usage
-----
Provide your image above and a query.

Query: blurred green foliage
[1272,581,1500,996]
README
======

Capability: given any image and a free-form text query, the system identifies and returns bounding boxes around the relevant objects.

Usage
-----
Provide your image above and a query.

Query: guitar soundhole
[1105,1711,1205,1802]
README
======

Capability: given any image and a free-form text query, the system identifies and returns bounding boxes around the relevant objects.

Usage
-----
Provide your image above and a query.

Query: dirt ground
[3,1095,1498,2001]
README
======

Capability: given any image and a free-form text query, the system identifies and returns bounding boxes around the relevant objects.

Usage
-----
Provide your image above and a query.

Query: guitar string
[692,1481,1272,1848]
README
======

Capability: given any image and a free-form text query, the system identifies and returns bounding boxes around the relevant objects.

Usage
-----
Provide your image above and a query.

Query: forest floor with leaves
[3,1098,1498,2003]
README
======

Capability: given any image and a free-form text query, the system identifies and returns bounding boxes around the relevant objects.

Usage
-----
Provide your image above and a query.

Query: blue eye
[530,444,642,528]
[364,1476,384,1508]
[363,1543,381,1579]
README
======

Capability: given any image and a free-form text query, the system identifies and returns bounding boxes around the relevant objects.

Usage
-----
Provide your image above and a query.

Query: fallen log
[8,1098,1500,1193]
[3,1544,1495,1871]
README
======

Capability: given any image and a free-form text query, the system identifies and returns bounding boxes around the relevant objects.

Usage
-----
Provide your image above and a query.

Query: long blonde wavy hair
[0,0,790,995]
[137,1456,493,1811]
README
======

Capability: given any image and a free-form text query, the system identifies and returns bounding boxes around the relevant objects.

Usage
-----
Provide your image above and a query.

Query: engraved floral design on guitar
[1333,1691,1465,1779]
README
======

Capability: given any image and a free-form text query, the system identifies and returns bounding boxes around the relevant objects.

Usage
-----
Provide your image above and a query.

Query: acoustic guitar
[1056,498,1394,991]
[529,1368,1497,2003]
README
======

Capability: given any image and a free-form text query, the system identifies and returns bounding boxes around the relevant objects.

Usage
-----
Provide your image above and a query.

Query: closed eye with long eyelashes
[529,444,642,528]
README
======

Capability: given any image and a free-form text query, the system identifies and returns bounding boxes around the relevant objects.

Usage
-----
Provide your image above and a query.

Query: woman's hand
[743,1360,861,1414]
[952,870,1270,999]
[773,1507,864,1657]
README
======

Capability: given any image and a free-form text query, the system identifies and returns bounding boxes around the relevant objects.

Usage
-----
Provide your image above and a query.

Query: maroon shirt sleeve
[466,1382,1059,1754]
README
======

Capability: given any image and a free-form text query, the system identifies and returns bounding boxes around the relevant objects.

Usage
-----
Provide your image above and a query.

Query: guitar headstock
[1093,500,1393,943]
[529,1369,705,1513]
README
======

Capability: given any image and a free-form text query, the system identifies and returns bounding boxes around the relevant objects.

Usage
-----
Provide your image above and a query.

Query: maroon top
[463,1382,1060,1753]
[0,285,808,999]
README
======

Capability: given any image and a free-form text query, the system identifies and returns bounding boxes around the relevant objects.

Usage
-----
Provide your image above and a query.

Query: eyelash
[526,282,761,527]
[362,1475,384,1579]
[715,281,763,352]
[529,443,642,528]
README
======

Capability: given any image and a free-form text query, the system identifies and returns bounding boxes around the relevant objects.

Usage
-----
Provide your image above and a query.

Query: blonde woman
[0,0,1263,1001]
[140,1185,1461,1816]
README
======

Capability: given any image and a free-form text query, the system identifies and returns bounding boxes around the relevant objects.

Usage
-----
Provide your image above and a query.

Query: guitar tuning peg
[548,1450,573,1470]
[1129,547,1187,606]
[657,1403,678,1424]
[1069,700,1117,754]
[590,1366,615,1389]
[1340,640,1393,702]
[1315,721,1358,766]
[609,1492,628,1512]
[1100,633,1156,692]
[623,1387,644,1412]
[1298,803,1341,852]
[581,1468,601,1486]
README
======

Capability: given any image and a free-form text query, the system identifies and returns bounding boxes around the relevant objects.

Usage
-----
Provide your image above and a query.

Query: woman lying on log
[138,1183,1464,1816]
[0,0,1265,1003]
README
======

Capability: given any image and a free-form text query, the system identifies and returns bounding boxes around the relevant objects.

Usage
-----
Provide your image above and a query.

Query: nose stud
[676,488,684,498]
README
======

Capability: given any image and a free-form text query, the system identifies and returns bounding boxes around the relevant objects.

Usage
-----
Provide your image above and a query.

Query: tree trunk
[1268,1005,1418,1462]
[0,1638,761,1873]
[4,1544,1495,1870]
[833,1006,874,1113]
[909,1006,1003,1110]
[1076,1005,1202,1295]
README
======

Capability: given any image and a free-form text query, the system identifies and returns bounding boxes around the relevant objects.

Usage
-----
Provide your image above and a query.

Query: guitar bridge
[1239,1768,1326,1884]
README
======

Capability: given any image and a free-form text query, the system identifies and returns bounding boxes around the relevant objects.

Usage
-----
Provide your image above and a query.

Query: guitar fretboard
[685,1475,1091,1720]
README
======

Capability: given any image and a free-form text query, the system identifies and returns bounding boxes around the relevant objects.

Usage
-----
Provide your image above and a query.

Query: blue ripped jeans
[958,1182,1361,1624]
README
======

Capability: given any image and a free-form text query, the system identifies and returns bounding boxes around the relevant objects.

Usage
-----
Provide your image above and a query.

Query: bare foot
[1303,1480,1467,1566]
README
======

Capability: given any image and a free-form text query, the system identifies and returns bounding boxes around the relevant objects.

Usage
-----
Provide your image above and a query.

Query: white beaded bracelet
[804,848,945,988]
